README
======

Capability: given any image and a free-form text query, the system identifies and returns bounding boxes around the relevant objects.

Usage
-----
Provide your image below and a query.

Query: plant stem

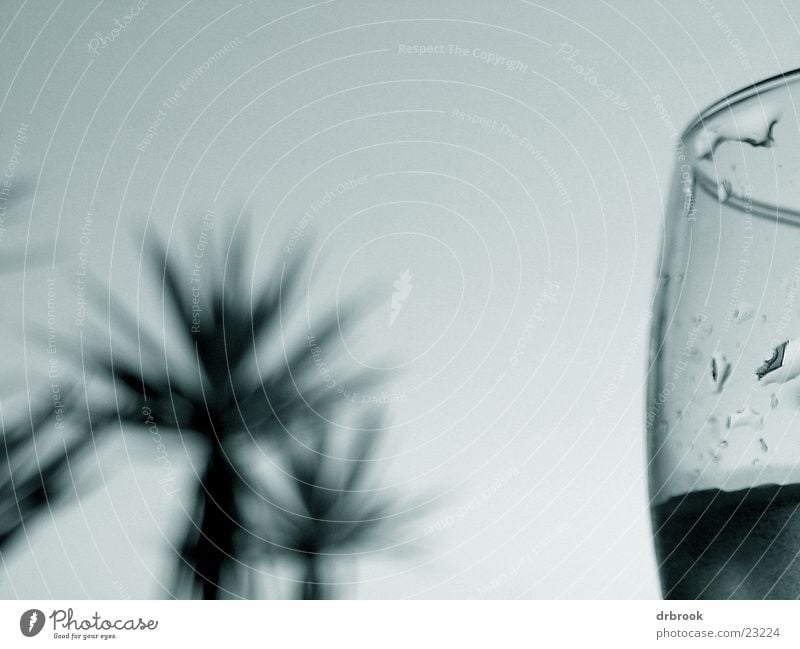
[301,552,327,600]
[192,440,238,599]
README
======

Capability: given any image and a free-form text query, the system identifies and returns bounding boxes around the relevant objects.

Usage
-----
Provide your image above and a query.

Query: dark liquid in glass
[653,483,800,599]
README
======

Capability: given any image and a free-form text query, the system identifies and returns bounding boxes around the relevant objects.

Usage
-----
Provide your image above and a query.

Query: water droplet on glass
[694,102,781,159]
[727,406,763,431]
[719,439,729,448]
[770,393,779,409]
[717,179,733,202]
[710,352,731,392]
[752,458,761,466]
[757,339,800,385]
[700,416,719,438]
[759,438,768,453]
[733,301,755,324]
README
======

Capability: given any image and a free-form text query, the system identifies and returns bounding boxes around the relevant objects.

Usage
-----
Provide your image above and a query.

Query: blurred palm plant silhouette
[0,389,99,548]
[261,410,411,599]
[0,215,415,599]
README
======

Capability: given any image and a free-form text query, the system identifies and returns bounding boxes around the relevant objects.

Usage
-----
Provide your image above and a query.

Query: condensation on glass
[649,70,800,599]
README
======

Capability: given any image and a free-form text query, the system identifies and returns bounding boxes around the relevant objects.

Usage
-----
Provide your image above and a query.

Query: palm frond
[0,394,96,550]
[258,410,420,598]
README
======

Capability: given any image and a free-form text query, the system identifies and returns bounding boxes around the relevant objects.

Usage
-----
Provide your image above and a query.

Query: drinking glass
[649,69,800,599]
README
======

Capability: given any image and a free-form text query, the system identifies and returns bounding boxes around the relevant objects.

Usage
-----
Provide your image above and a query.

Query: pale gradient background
[0,0,799,598]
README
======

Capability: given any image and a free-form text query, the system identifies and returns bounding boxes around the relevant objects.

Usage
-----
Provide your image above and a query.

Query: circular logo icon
[20,609,45,637]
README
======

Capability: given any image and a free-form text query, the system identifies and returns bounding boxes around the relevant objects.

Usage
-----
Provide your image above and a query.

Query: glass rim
[682,67,800,221]
[682,67,800,141]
